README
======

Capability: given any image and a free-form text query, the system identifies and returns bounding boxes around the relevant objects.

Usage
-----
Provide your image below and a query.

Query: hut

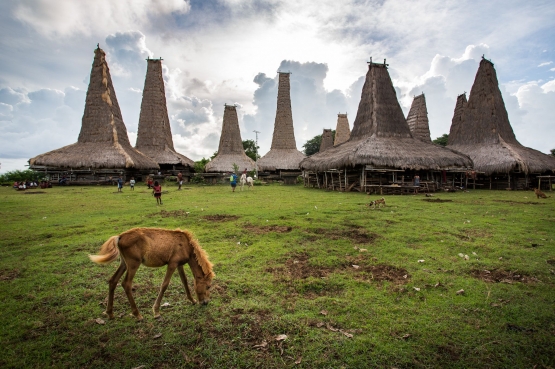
[135,58,194,179]
[406,93,431,142]
[29,46,159,184]
[300,60,472,193]
[447,57,555,190]
[319,129,334,152]
[334,113,351,146]
[257,72,305,183]
[204,104,255,182]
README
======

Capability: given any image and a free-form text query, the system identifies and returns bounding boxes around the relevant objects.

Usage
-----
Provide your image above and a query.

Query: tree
[550,148,555,157]
[302,130,336,156]
[432,133,449,147]
[242,139,260,161]
[0,169,43,183]
[193,158,210,173]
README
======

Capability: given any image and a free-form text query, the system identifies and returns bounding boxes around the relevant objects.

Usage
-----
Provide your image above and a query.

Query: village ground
[0,183,554,368]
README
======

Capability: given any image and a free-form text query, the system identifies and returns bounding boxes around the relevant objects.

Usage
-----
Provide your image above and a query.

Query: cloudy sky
[1,0,554,173]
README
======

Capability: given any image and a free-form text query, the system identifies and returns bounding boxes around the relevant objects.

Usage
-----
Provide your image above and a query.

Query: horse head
[194,274,213,305]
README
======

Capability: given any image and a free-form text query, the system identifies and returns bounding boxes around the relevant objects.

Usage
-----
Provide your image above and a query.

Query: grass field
[0,182,554,368]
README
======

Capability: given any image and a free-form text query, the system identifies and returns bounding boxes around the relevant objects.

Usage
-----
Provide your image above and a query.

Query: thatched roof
[406,94,431,142]
[300,62,472,171]
[29,47,159,170]
[319,129,334,152]
[205,105,255,172]
[334,113,350,146]
[257,73,305,171]
[135,59,194,167]
[447,58,555,175]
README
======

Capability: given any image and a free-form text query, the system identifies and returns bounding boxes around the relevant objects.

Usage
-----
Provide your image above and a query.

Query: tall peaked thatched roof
[319,129,334,152]
[447,58,555,175]
[406,94,431,142]
[204,105,255,172]
[135,58,194,167]
[334,113,350,146]
[300,61,472,171]
[29,47,159,170]
[257,72,305,171]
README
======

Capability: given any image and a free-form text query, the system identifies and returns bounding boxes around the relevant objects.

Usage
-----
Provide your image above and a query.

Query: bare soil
[349,263,410,283]
[422,198,453,203]
[310,227,378,244]
[202,214,240,222]
[266,252,332,280]
[0,269,20,281]
[470,269,540,284]
[244,224,292,234]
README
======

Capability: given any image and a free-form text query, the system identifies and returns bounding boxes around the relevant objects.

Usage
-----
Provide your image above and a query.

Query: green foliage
[0,186,554,368]
[190,174,205,183]
[0,169,43,183]
[433,133,449,146]
[550,148,555,156]
[194,157,211,173]
[243,139,260,161]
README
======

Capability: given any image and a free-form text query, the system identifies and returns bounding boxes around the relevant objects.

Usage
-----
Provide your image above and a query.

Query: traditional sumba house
[301,59,472,193]
[406,94,431,142]
[204,104,255,181]
[447,57,555,190]
[257,72,305,183]
[319,129,334,152]
[29,46,159,183]
[334,113,351,146]
[135,58,194,178]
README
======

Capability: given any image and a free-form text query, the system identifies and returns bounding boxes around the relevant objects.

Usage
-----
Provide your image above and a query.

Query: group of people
[13,180,38,190]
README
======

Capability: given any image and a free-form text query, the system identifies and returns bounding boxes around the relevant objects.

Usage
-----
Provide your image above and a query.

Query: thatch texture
[258,73,305,171]
[334,113,350,146]
[29,47,159,170]
[300,62,472,171]
[447,58,555,175]
[135,59,194,167]
[319,129,334,152]
[204,105,255,172]
[406,94,431,142]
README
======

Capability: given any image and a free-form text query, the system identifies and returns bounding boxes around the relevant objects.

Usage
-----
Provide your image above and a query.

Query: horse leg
[121,260,143,320]
[106,260,127,319]
[153,264,177,318]
[177,265,197,304]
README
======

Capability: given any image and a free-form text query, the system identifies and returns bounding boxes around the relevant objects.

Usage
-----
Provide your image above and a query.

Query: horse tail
[89,236,120,264]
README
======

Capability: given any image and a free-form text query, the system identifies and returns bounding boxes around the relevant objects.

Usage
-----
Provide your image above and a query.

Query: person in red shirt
[147,177,153,189]
[152,181,162,205]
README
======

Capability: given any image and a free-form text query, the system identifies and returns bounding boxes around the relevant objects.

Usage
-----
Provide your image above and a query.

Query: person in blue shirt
[230,172,238,192]
[117,176,124,192]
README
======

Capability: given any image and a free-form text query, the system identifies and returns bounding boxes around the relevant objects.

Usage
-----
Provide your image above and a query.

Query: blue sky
[1,0,554,173]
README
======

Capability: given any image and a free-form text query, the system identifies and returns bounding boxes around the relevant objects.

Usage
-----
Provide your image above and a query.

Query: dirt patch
[493,200,544,206]
[350,264,410,283]
[311,227,378,244]
[23,191,47,195]
[0,269,20,281]
[470,269,540,284]
[158,210,190,218]
[266,253,332,280]
[422,198,453,203]
[202,214,239,222]
[244,224,292,234]
[547,259,555,265]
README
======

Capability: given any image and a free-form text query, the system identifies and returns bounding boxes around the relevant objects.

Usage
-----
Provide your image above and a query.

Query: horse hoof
[103,311,114,319]
[132,313,143,321]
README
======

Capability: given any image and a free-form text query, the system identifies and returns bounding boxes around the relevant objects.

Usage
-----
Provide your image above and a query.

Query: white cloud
[537,61,553,67]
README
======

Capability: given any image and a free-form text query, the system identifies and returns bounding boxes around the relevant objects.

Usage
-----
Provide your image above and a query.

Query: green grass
[0,183,554,368]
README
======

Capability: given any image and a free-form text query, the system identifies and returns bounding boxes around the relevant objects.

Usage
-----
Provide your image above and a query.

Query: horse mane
[180,229,215,279]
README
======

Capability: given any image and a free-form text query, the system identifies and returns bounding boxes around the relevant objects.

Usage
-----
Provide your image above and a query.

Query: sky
[1,0,554,173]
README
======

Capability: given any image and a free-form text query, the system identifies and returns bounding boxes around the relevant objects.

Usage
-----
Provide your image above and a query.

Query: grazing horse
[240,173,254,191]
[89,227,214,320]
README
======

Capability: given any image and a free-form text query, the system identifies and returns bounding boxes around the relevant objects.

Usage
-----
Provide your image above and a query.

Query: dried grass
[406,93,431,142]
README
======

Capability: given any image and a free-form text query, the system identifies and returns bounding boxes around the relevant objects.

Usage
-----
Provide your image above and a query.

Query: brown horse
[89,227,214,320]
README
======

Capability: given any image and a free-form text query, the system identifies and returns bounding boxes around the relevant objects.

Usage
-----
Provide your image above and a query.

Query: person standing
[230,172,238,192]
[117,176,123,192]
[152,180,163,205]
[129,177,135,191]
[177,172,183,190]
[147,177,153,189]
[413,174,420,194]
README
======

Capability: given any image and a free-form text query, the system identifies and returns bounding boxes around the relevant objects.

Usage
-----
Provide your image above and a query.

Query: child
[152,180,162,205]
[129,177,135,191]
[177,172,183,190]
[117,176,123,192]
[230,172,238,192]
[147,177,153,189]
